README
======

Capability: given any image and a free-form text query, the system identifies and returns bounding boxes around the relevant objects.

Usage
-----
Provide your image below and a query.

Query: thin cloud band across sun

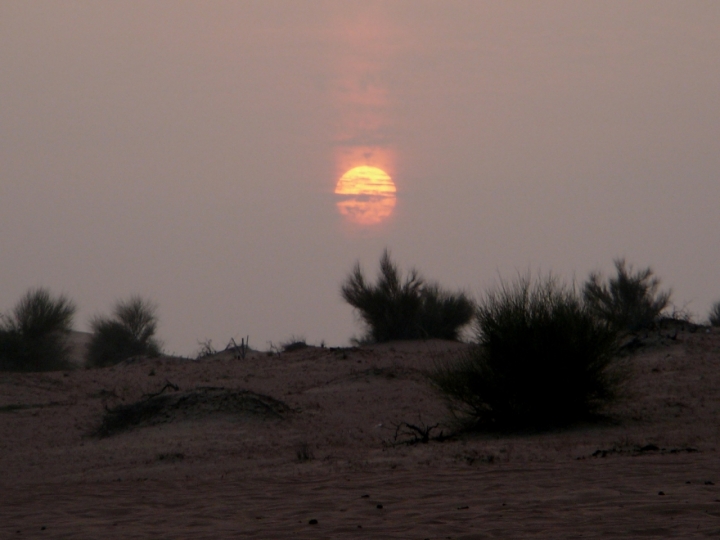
[335,166,396,196]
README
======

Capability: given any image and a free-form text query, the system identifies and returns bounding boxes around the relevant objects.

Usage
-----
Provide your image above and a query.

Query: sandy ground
[2,330,720,538]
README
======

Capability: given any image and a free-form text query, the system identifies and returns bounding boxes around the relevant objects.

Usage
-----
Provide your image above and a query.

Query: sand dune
[2,331,719,537]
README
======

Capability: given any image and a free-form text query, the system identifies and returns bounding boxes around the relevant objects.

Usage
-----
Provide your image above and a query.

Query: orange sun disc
[334,166,397,225]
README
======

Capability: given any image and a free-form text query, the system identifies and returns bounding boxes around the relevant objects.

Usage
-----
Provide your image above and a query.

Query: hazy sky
[2,1,719,355]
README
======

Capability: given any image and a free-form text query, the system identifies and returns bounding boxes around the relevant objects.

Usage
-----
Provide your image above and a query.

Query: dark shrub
[430,275,622,430]
[87,296,162,367]
[709,301,720,327]
[0,288,76,371]
[341,250,474,342]
[418,284,477,341]
[583,259,671,332]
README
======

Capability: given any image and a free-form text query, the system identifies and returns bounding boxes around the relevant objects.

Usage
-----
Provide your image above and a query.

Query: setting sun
[335,166,397,225]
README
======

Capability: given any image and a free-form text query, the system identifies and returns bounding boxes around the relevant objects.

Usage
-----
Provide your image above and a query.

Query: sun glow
[335,166,396,225]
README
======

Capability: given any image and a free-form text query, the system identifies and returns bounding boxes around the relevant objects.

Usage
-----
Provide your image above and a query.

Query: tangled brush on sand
[96,385,292,437]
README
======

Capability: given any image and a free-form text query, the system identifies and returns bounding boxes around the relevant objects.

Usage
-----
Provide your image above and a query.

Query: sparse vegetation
[341,250,474,343]
[583,259,671,332]
[430,275,622,430]
[709,301,720,327]
[0,288,76,371]
[281,335,308,352]
[295,442,314,462]
[87,296,162,367]
[196,339,218,359]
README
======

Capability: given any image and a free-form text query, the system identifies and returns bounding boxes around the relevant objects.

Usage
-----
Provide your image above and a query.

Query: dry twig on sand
[384,419,446,446]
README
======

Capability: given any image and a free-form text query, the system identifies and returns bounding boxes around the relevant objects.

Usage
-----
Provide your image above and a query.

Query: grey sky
[2,1,719,354]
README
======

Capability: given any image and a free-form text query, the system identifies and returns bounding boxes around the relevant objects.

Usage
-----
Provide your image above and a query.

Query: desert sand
[2,328,720,538]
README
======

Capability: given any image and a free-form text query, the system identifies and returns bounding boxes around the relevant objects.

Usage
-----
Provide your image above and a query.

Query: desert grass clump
[430,275,622,430]
[87,296,162,367]
[0,288,76,371]
[583,259,670,333]
[709,301,720,327]
[341,250,474,343]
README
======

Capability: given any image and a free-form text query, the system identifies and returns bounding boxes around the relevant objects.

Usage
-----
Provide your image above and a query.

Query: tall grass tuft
[709,301,720,327]
[87,296,162,367]
[430,275,622,430]
[341,250,474,343]
[0,288,76,371]
[583,259,670,332]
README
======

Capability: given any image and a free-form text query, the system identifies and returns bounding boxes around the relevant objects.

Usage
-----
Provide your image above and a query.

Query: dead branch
[384,419,443,446]
[226,336,249,359]
[143,381,179,399]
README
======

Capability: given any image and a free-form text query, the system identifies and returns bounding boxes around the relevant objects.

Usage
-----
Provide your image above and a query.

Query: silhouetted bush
[709,301,720,327]
[583,259,671,332]
[341,250,474,342]
[87,296,162,367]
[430,275,622,430]
[0,288,76,371]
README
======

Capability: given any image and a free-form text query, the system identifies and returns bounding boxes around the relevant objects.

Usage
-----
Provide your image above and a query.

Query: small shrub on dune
[87,296,162,367]
[0,288,76,371]
[583,259,670,333]
[280,336,308,352]
[709,301,720,327]
[430,275,622,430]
[341,250,474,343]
